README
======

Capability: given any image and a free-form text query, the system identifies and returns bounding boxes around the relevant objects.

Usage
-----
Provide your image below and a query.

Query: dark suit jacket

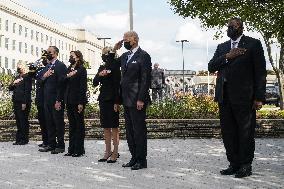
[65,65,88,105]
[93,59,121,103]
[41,60,67,105]
[9,74,32,104]
[208,35,267,104]
[119,47,152,107]
[35,68,45,106]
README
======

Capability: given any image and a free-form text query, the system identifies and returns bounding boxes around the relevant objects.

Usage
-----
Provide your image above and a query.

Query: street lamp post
[129,0,133,30]
[176,40,189,93]
[97,37,111,47]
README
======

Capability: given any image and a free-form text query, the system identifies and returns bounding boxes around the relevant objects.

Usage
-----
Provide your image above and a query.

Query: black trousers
[13,102,31,143]
[219,86,256,167]
[44,103,65,149]
[66,104,85,154]
[37,105,48,145]
[152,88,163,102]
[124,106,147,162]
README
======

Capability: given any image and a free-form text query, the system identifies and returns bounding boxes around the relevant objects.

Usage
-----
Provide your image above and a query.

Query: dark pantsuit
[152,88,162,102]
[44,103,65,149]
[66,104,85,154]
[124,106,147,162]
[219,86,256,167]
[13,102,31,143]
[37,105,48,145]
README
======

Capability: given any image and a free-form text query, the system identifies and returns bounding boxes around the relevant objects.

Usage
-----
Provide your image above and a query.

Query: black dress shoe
[72,153,84,157]
[64,152,73,156]
[51,148,65,154]
[220,165,239,175]
[13,142,20,145]
[235,165,252,178]
[131,161,147,170]
[122,158,136,168]
[98,153,112,162]
[39,147,54,152]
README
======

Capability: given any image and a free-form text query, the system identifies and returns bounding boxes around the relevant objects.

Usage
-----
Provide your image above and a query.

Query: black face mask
[47,53,54,61]
[102,53,115,63]
[227,26,241,41]
[124,41,132,50]
[17,68,22,74]
[69,56,76,65]
[42,59,48,66]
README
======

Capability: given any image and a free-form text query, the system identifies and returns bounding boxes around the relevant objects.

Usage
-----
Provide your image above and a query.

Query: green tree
[169,0,284,108]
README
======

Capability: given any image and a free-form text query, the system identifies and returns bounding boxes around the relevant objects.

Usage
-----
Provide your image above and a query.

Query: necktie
[127,51,132,63]
[232,41,238,49]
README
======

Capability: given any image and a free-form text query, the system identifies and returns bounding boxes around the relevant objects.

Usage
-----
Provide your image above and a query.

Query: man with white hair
[114,31,152,170]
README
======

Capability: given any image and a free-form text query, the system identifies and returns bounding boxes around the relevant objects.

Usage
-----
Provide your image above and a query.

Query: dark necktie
[232,41,238,49]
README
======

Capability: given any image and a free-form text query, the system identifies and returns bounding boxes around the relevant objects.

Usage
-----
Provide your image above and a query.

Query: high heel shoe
[98,152,112,162]
[107,153,119,163]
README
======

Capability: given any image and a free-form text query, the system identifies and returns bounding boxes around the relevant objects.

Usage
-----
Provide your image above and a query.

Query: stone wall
[0,119,283,142]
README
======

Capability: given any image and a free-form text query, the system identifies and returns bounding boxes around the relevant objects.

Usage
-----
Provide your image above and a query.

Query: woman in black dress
[64,50,88,157]
[93,47,121,163]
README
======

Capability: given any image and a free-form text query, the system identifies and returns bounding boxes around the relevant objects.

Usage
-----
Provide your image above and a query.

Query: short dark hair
[229,17,244,29]
[49,46,59,54]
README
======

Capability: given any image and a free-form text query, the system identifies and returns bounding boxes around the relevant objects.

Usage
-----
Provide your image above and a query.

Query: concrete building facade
[0,0,106,76]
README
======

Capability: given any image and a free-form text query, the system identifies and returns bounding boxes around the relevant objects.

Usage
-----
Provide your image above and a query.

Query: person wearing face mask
[35,56,49,148]
[9,62,33,145]
[39,46,68,154]
[113,31,152,170]
[93,47,121,163]
[209,17,266,178]
[63,50,88,157]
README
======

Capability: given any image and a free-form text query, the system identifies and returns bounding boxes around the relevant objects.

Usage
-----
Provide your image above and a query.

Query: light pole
[176,40,189,93]
[129,0,133,30]
[97,37,111,47]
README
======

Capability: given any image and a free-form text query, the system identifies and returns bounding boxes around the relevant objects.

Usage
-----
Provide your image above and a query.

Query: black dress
[93,59,121,128]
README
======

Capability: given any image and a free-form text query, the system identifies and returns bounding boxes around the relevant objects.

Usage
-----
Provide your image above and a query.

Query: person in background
[150,63,165,102]
[93,47,121,163]
[9,62,32,145]
[64,50,88,157]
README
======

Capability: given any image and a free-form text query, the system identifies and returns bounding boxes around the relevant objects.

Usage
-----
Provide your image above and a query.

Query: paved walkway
[0,139,283,189]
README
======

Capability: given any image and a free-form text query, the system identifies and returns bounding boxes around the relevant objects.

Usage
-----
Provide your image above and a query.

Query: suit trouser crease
[14,103,30,143]
[67,104,85,154]
[37,105,48,145]
[219,89,255,167]
[44,103,65,149]
[124,106,147,162]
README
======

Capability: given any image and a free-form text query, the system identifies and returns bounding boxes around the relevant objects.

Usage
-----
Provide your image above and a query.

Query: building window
[25,27,28,37]
[19,42,22,53]
[36,31,39,41]
[5,20,9,32]
[31,45,34,55]
[13,23,16,33]
[19,25,22,36]
[0,56,2,67]
[5,57,8,68]
[31,30,34,40]
[25,43,27,53]
[12,40,16,50]
[0,18,2,30]
[50,36,53,45]
[46,35,48,44]
[41,33,43,43]
[36,47,39,57]
[0,35,2,47]
[5,38,9,50]
[12,59,16,69]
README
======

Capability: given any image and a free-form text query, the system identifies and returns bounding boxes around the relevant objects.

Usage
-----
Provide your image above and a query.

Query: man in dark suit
[114,31,152,170]
[9,63,33,145]
[209,17,266,178]
[35,58,48,148]
[39,46,67,154]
